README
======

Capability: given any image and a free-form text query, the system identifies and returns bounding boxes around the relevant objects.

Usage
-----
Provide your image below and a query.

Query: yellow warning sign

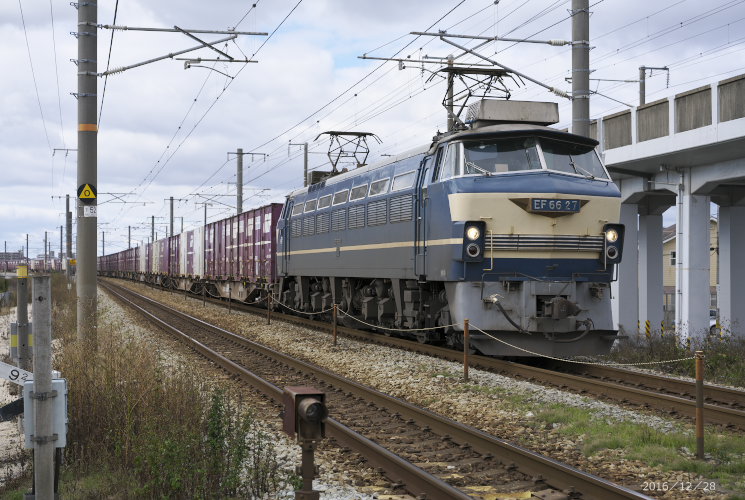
[70,259,77,266]
[78,184,96,199]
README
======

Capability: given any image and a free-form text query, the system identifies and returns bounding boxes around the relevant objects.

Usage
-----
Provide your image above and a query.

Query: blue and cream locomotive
[276,100,624,356]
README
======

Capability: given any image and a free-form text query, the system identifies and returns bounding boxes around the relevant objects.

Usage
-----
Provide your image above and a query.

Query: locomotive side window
[291,203,304,216]
[431,145,446,181]
[318,194,332,209]
[540,139,609,179]
[332,189,349,206]
[392,170,416,191]
[463,138,541,174]
[304,199,318,213]
[368,178,390,197]
[438,142,461,180]
[350,184,368,201]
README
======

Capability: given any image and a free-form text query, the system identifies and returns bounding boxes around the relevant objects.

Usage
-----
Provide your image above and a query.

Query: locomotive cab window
[463,138,541,175]
[368,178,390,197]
[332,189,349,206]
[350,184,368,201]
[291,203,304,216]
[318,194,332,209]
[540,139,609,179]
[304,199,318,213]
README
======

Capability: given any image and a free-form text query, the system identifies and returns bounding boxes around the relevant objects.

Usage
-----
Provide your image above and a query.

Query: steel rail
[124,278,745,430]
[101,281,470,500]
[103,280,651,500]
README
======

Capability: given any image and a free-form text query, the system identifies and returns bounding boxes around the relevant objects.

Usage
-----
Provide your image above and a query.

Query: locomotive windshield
[540,138,608,179]
[463,138,542,174]
[459,137,609,179]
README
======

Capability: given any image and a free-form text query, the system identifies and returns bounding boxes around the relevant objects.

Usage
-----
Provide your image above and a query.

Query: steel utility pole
[151,215,155,242]
[76,0,98,342]
[25,234,28,265]
[638,66,669,106]
[170,196,174,237]
[102,231,105,256]
[289,142,309,187]
[571,0,590,137]
[59,226,63,270]
[128,226,131,249]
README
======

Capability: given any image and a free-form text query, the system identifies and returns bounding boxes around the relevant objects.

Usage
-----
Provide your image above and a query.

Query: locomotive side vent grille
[349,205,366,229]
[332,209,346,231]
[291,219,302,238]
[303,216,316,236]
[389,194,413,223]
[486,234,604,252]
[367,199,387,226]
[316,212,330,234]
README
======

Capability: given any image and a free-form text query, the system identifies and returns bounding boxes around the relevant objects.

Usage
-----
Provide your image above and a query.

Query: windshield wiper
[568,156,595,180]
[465,160,492,176]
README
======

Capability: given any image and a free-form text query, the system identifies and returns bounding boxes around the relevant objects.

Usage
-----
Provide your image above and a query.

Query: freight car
[100,99,625,357]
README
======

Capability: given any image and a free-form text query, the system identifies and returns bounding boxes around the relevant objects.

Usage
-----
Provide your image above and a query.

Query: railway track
[102,279,649,500]
[125,279,745,431]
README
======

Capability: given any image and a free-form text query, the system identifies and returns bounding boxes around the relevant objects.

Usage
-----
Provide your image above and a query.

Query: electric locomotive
[276,99,624,356]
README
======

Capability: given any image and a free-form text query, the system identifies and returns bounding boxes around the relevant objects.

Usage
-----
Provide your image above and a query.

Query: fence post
[463,319,469,381]
[228,286,232,314]
[695,350,705,459]
[32,275,55,499]
[332,304,337,346]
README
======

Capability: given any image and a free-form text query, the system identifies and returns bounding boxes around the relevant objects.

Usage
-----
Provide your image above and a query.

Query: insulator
[548,39,569,46]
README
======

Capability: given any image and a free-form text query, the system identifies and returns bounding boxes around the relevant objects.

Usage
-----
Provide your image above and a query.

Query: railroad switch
[283,386,327,500]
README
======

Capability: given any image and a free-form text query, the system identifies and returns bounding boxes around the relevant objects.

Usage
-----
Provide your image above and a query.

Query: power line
[98,0,120,127]
[17,0,53,153]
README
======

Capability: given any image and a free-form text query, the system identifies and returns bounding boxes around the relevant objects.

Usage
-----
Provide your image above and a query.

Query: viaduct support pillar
[677,178,710,340]
[718,205,745,337]
[638,212,664,333]
[613,203,639,335]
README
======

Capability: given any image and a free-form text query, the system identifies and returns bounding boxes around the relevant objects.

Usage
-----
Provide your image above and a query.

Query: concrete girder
[691,157,745,194]
[719,206,745,337]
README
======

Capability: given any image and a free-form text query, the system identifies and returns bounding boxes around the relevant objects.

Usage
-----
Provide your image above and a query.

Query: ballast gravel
[108,281,735,499]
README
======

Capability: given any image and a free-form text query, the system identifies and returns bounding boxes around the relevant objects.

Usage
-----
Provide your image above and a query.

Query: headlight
[466,226,481,241]
[605,229,618,243]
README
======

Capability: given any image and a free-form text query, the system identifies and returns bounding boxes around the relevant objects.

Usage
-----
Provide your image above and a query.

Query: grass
[0,274,292,498]
[534,404,745,493]
[607,330,745,388]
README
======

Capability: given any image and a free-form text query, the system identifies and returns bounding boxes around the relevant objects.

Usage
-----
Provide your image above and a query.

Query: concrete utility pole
[16,265,31,373]
[102,231,105,256]
[44,232,48,271]
[151,215,155,242]
[59,226,63,270]
[32,275,54,499]
[128,226,131,249]
[66,194,72,279]
[237,148,243,214]
[571,0,590,137]
[170,196,174,237]
[25,234,29,265]
[76,0,98,342]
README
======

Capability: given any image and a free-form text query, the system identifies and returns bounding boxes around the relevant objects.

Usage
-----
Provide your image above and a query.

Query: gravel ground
[109,280,738,500]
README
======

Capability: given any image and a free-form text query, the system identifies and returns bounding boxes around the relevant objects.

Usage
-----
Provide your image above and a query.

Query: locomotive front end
[423,102,624,356]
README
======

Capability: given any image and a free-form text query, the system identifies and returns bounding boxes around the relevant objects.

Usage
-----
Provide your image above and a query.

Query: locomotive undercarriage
[277,275,459,344]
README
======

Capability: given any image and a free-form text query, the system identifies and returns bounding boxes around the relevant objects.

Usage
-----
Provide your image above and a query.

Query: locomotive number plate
[529,198,581,213]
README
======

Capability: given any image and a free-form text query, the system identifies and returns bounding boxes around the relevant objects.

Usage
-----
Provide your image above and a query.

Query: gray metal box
[466,99,559,126]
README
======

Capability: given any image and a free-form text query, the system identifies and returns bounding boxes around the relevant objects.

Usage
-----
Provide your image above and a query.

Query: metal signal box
[282,386,327,442]
[23,378,68,449]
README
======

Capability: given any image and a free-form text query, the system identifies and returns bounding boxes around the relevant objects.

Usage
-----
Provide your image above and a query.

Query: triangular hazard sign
[79,184,96,199]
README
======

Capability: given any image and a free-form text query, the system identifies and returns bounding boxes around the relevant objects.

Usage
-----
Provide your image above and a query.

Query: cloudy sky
[1,0,744,258]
